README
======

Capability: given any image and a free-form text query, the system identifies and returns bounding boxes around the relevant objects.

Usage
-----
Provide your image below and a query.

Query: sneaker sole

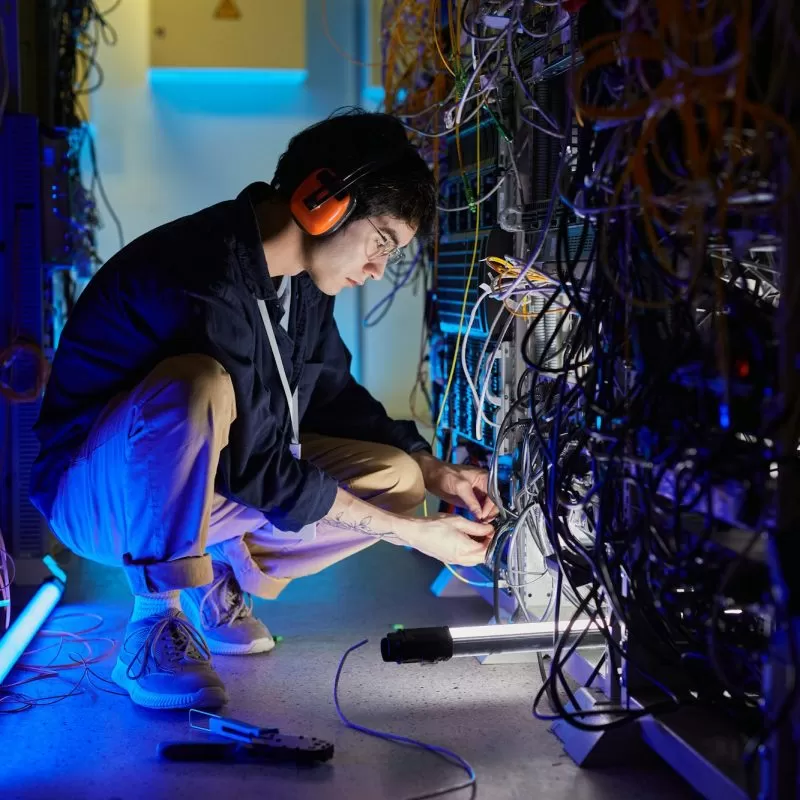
[202,637,276,656]
[181,594,276,656]
[111,659,228,710]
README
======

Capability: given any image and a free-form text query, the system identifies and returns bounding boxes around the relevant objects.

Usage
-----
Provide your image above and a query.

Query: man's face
[303,215,417,296]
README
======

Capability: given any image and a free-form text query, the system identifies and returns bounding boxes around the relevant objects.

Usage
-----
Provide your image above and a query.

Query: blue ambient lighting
[362,85,386,106]
[719,403,730,429]
[361,86,408,108]
[148,67,308,86]
[148,67,313,115]
[43,554,67,583]
[0,575,65,685]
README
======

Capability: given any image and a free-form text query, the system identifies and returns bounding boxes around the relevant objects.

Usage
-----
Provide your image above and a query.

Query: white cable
[476,349,502,438]
[460,283,494,417]
[437,172,508,212]
[460,281,518,440]
[507,136,528,205]
[474,312,515,438]
[505,503,554,617]
[454,29,506,127]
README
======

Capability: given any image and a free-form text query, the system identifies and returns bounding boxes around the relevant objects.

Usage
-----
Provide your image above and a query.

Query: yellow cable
[432,0,456,76]
[485,256,551,283]
[443,562,493,587]
[435,112,481,431]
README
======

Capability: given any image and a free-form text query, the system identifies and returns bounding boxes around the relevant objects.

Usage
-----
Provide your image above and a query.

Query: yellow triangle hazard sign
[214,0,241,20]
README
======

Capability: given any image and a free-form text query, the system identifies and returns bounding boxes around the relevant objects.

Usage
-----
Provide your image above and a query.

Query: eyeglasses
[366,218,405,265]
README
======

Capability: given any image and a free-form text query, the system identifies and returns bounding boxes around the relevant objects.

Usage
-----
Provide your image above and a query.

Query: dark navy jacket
[30,183,430,531]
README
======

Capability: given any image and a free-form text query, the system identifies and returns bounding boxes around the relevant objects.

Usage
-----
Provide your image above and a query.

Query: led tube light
[0,557,66,685]
[381,620,606,664]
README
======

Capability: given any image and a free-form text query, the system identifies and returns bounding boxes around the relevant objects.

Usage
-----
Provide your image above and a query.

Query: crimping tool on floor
[158,709,334,765]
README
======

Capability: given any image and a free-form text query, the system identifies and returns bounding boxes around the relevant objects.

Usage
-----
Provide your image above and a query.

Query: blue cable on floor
[333,639,477,800]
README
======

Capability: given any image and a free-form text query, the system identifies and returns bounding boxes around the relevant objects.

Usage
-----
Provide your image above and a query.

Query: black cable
[431,0,789,755]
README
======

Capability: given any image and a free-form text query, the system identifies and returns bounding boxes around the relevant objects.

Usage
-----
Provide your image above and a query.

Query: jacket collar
[232,181,325,311]
[232,182,278,302]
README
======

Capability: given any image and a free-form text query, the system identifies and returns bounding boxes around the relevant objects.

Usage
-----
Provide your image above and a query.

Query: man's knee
[354,445,426,514]
[137,354,236,425]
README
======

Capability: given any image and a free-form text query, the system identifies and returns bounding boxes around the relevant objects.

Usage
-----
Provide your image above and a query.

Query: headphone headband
[290,142,412,237]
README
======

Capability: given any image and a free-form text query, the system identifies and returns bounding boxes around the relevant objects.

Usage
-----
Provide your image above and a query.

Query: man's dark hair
[273,108,436,235]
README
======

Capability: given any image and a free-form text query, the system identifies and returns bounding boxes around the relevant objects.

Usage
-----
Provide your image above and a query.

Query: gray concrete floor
[3,544,695,800]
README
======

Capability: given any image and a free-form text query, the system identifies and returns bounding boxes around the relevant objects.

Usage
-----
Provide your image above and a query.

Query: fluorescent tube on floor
[0,557,66,685]
[381,620,605,664]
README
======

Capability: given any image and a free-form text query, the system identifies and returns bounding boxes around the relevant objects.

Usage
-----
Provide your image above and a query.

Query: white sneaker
[181,563,275,655]
[111,610,228,710]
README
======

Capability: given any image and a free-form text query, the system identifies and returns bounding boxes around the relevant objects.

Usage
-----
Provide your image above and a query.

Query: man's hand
[321,487,494,567]
[411,451,499,522]
[405,513,495,566]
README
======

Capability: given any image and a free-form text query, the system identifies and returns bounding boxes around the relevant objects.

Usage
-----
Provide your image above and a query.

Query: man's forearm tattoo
[323,512,396,539]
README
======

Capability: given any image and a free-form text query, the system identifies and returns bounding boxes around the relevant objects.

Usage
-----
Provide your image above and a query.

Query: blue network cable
[334,639,477,800]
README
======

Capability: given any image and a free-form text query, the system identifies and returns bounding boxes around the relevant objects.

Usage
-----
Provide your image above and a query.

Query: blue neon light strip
[43,554,67,583]
[0,569,66,685]
[362,85,385,106]
[362,86,408,107]
[148,67,309,85]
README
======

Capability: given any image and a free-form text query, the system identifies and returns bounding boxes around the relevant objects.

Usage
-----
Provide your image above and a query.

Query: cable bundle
[51,0,124,261]
[331,3,798,747]
[0,612,122,714]
[459,0,797,747]
[383,0,799,748]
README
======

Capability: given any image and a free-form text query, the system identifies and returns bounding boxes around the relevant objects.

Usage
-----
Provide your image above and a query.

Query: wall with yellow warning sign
[150,0,306,70]
[89,0,425,417]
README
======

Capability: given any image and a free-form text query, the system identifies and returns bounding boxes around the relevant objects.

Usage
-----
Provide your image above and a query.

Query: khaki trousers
[48,355,425,599]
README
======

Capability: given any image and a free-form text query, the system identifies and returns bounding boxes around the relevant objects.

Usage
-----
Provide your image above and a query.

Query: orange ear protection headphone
[289,147,410,237]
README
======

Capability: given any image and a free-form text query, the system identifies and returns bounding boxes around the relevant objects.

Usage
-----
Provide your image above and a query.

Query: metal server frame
[0,115,53,585]
[425,5,799,798]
